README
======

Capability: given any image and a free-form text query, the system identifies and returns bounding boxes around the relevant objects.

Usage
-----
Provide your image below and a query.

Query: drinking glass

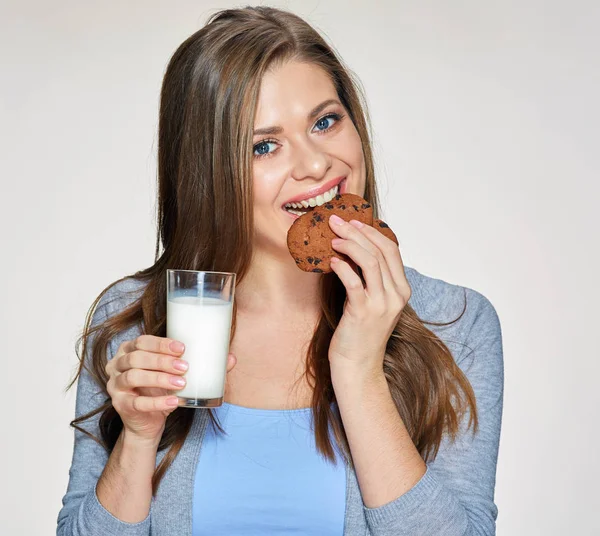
[166,269,236,408]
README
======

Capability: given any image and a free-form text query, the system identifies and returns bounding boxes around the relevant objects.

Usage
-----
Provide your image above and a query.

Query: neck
[235,248,322,317]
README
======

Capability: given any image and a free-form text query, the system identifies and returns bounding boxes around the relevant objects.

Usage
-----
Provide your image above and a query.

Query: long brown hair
[67,5,477,497]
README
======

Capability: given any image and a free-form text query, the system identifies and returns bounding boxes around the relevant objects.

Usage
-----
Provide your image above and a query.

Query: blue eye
[253,140,277,157]
[253,112,345,160]
[314,115,336,131]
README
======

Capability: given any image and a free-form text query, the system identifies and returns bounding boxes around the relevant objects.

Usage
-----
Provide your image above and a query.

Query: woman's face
[251,60,366,255]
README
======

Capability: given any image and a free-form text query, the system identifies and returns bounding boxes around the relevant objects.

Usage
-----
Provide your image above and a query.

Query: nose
[289,138,332,182]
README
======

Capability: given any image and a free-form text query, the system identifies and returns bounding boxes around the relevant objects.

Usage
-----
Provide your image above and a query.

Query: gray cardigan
[57,266,504,535]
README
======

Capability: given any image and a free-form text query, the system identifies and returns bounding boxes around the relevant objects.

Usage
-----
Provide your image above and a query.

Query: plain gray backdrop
[1,1,598,534]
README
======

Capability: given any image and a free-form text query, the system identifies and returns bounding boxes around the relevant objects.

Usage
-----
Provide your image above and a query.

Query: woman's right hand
[105,335,237,445]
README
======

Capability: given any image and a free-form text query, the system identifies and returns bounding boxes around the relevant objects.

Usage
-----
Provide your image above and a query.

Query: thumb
[226,353,237,373]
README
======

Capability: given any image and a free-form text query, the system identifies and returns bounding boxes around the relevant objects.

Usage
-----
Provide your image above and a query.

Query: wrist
[121,428,163,451]
[330,359,387,392]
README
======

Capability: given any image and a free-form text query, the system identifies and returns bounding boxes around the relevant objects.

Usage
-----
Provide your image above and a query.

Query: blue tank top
[192,402,347,535]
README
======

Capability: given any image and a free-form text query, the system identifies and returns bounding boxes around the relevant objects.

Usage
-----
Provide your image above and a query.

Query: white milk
[166,296,233,400]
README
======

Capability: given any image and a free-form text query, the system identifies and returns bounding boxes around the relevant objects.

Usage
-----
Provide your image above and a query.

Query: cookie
[287,193,374,273]
[373,218,399,245]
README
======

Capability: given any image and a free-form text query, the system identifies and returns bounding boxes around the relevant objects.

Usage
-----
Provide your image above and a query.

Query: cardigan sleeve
[56,287,152,536]
[363,289,504,536]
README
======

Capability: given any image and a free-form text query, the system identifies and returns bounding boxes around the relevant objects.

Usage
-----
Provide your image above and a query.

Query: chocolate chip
[378,221,389,228]
[307,257,314,264]
[361,203,371,209]
[311,268,323,273]
[313,258,322,265]
[312,213,323,222]
[324,203,334,209]
[340,204,346,209]
[295,258,301,264]
[303,240,309,245]
[334,194,341,200]
[352,204,359,211]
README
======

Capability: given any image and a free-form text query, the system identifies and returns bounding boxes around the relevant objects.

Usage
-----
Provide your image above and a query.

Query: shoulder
[94,276,149,318]
[90,276,150,357]
[405,265,503,363]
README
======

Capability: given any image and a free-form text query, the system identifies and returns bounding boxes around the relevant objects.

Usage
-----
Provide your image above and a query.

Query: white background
[1,1,598,534]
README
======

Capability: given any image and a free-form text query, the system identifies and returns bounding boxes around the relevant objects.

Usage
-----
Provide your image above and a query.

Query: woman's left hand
[327,213,412,376]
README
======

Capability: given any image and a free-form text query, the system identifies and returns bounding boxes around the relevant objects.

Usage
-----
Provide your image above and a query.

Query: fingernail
[349,219,364,228]
[329,214,344,225]
[170,341,185,353]
[170,377,186,387]
[330,257,340,264]
[173,359,188,371]
[166,397,179,406]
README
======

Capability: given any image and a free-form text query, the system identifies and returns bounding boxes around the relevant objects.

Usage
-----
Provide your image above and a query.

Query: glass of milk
[166,269,236,408]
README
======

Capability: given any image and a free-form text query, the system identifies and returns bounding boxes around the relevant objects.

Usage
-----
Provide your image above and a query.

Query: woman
[57,6,503,536]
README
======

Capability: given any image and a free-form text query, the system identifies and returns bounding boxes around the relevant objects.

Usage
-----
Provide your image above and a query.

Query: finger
[343,230,396,293]
[330,257,367,307]
[347,220,397,288]
[130,394,181,412]
[348,220,409,292]
[116,368,187,392]
[131,335,187,357]
[107,340,135,376]
[109,337,186,376]
[329,216,395,292]
[113,350,188,375]
[331,238,384,298]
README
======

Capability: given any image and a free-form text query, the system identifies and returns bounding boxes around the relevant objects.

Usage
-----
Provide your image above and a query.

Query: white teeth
[284,182,342,212]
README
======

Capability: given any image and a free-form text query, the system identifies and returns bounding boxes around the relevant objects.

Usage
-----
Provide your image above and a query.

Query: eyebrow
[253,99,341,136]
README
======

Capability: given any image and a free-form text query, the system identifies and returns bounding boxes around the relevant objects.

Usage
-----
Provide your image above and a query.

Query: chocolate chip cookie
[287,193,385,273]
[373,218,399,245]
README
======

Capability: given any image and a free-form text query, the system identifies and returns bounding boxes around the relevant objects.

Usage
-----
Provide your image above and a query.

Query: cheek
[252,169,281,207]
[341,129,367,197]
[338,125,365,168]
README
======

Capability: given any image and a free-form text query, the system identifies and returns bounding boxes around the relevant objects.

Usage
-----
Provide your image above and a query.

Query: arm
[95,429,159,523]
[333,290,504,536]
[57,288,153,536]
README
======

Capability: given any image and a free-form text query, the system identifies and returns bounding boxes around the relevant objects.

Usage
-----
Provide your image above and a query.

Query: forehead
[254,61,337,124]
